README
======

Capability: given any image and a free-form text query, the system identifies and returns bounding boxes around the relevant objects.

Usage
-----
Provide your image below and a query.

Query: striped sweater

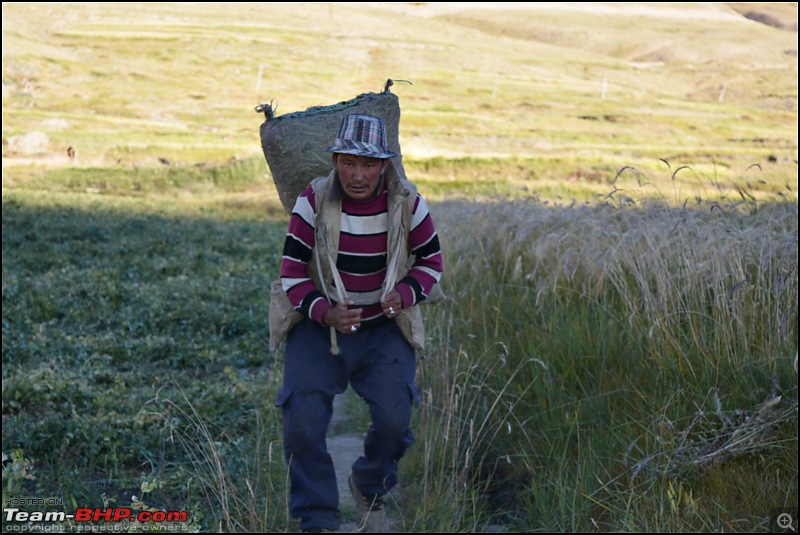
[280,182,443,328]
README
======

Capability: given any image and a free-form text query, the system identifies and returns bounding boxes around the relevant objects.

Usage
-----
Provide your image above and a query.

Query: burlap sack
[257,83,406,214]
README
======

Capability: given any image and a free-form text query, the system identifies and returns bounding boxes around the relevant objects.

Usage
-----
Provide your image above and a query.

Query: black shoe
[349,475,386,532]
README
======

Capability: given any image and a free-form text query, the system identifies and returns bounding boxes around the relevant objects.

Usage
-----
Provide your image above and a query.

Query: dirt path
[327,398,363,532]
[328,394,401,532]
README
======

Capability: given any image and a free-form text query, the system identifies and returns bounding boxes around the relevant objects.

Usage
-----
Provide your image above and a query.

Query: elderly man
[274,113,444,533]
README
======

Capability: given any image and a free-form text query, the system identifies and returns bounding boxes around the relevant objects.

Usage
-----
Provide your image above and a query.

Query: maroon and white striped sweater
[280,182,443,329]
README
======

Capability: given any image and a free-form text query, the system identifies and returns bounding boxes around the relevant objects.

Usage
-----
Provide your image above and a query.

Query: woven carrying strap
[312,177,348,355]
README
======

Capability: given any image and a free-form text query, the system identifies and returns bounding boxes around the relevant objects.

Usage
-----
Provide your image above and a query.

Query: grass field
[3,2,797,532]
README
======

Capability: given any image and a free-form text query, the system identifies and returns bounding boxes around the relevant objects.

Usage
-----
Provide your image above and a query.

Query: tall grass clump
[402,172,797,531]
[148,379,291,533]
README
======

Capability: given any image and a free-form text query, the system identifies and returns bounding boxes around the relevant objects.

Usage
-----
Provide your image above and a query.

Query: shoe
[349,475,386,532]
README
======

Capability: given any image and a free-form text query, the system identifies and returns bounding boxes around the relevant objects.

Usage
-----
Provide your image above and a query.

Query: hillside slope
[3,2,797,178]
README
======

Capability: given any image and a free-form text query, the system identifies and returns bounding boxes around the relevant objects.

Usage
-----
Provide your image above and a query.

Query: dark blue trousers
[275,318,419,532]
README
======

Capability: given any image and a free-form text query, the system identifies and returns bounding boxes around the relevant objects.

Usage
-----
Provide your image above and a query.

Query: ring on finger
[389,307,396,315]
[350,325,357,333]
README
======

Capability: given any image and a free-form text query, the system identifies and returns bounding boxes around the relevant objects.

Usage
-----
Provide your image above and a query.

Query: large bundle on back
[256,81,406,214]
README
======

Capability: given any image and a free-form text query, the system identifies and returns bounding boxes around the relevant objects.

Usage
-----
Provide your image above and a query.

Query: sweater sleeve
[279,186,332,324]
[395,194,444,307]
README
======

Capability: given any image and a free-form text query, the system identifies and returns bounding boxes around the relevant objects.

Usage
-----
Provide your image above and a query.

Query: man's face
[333,153,388,201]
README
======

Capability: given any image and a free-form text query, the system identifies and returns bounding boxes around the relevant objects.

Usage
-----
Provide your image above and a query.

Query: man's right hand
[322,300,362,334]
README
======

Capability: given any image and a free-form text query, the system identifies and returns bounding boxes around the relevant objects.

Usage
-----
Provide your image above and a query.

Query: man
[275,113,444,533]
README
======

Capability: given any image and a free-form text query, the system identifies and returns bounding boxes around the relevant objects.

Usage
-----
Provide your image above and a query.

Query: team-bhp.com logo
[5,508,187,523]
[3,501,189,532]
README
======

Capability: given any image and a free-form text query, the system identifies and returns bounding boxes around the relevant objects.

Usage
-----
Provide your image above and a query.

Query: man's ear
[381,159,390,173]
[331,154,338,167]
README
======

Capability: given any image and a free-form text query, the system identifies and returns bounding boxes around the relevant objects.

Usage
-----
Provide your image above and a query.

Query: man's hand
[382,289,402,318]
[323,300,363,334]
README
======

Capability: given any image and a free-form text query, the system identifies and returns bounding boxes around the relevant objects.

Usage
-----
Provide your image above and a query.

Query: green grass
[15,158,266,194]
[2,189,291,531]
[400,191,797,532]
[3,165,797,533]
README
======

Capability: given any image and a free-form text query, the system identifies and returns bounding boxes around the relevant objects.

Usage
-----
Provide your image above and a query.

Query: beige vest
[269,163,439,353]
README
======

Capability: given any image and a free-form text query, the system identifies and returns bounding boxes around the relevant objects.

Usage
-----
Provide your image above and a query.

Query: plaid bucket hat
[326,113,397,159]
